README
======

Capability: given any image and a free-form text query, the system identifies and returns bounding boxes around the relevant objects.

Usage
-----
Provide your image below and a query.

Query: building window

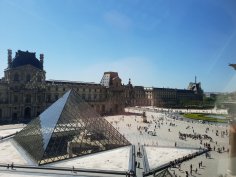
[82,94,85,100]
[88,94,91,100]
[25,94,31,103]
[47,95,51,102]
[26,74,31,82]
[55,94,59,100]
[14,95,18,103]
[14,73,19,81]
[37,95,41,102]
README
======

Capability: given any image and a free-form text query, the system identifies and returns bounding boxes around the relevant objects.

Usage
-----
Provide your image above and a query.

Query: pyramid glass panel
[154,169,173,177]
[14,90,130,165]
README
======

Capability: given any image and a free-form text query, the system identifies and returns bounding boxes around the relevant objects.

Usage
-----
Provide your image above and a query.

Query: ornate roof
[10,50,43,70]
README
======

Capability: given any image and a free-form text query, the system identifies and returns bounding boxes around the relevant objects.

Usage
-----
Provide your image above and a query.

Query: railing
[142,147,209,177]
[0,132,17,141]
[0,163,129,176]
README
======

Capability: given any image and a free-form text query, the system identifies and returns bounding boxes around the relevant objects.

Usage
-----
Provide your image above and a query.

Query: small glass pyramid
[14,90,130,165]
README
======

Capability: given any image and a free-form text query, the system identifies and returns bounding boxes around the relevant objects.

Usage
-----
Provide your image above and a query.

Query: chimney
[40,53,44,69]
[8,49,12,68]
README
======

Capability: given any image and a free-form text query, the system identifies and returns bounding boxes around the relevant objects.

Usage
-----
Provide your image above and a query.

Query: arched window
[26,74,31,82]
[55,94,59,100]
[12,113,17,122]
[96,105,100,112]
[24,107,31,119]
[88,94,91,100]
[14,73,19,81]
[25,94,31,103]
[82,94,85,100]
[47,94,51,102]
[102,105,105,112]
[14,95,18,103]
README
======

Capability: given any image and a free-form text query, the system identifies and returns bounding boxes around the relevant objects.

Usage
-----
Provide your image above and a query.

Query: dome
[11,50,43,70]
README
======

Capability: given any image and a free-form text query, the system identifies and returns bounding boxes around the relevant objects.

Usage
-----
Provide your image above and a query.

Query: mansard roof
[10,50,43,70]
[46,79,100,86]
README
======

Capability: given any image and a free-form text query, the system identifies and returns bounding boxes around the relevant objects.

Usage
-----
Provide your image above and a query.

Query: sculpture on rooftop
[229,64,236,70]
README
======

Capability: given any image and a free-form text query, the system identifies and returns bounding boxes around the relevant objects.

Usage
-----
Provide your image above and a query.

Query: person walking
[190,164,193,175]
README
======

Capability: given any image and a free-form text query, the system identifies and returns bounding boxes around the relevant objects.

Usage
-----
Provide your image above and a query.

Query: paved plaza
[105,107,229,177]
[0,107,230,177]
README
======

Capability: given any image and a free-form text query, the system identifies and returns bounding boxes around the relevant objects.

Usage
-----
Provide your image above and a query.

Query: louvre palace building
[0,50,203,124]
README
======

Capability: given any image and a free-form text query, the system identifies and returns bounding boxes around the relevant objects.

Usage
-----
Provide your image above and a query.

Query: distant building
[125,78,203,108]
[0,49,204,124]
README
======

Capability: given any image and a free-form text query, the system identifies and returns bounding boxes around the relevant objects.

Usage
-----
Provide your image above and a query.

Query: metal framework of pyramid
[14,90,131,165]
[154,169,173,177]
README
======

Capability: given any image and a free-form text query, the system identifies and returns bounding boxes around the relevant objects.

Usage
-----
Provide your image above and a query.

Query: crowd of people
[106,107,230,176]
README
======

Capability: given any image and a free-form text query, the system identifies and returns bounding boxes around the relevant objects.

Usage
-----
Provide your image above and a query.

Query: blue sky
[0,0,236,92]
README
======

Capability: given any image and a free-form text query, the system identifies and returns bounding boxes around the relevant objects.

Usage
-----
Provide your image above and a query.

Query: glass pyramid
[14,90,131,165]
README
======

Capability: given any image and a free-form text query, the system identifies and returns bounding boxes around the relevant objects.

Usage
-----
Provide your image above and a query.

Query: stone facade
[0,50,125,123]
[124,80,203,108]
[0,50,204,124]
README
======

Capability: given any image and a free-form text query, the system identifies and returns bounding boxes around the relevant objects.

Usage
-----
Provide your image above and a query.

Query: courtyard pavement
[105,107,229,177]
[0,107,230,177]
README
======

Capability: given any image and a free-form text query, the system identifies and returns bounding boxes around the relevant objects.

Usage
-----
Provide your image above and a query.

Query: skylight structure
[14,90,130,165]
